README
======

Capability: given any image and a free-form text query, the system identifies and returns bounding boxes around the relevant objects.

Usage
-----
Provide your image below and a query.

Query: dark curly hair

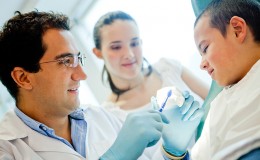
[0,11,70,100]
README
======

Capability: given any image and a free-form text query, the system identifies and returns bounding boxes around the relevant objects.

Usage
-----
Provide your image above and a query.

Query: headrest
[191,0,212,17]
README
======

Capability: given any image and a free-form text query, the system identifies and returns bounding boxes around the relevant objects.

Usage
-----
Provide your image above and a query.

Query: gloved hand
[100,110,169,160]
[152,91,204,157]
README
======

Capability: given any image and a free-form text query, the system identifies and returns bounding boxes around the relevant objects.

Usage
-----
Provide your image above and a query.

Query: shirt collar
[14,107,51,136]
[15,107,85,134]
[69,108,85,120]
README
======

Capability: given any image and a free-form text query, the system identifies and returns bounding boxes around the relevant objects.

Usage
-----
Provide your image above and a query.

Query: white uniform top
[102,58,204,121]
[102,58,204,157]
[191,60,260,160]
[0,106,165,160]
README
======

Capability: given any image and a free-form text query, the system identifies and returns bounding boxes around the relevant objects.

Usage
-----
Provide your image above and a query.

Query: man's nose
[72,65,87,81]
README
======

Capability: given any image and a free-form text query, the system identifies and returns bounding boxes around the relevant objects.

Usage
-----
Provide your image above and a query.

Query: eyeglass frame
[39,52,86,68]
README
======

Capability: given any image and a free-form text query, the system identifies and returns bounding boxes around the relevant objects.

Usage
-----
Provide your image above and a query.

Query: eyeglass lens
[68,54,85,67]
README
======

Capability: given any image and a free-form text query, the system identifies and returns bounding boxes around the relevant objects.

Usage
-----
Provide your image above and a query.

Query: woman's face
[96,20,143,81]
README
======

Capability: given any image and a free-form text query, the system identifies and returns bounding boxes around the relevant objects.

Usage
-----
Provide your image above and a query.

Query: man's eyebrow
[54,52,80,60]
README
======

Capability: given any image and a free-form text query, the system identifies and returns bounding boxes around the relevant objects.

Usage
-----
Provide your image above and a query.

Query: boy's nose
[200,57,208,70]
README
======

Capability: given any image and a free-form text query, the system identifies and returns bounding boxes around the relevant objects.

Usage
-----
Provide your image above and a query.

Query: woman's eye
[111,45,121,50]
[131,41,140,47]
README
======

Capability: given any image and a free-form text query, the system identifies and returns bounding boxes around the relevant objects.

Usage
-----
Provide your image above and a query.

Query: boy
[192,0,260,159]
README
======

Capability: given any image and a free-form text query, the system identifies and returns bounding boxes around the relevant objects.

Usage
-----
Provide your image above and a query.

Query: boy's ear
[92,48,103,59]
[230,16,247,42]
[11,67,32,90]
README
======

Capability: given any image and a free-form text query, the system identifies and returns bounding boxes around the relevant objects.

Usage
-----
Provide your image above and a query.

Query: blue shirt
[15,107,87,158]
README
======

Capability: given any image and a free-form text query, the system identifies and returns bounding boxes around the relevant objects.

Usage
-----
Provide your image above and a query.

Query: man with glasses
[0,11,202,159]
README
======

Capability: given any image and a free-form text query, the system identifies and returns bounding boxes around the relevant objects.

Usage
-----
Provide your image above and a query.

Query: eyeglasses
[39,52,86,68]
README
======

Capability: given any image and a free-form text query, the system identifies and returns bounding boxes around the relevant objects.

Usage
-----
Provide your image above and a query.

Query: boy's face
[194,15,242,86]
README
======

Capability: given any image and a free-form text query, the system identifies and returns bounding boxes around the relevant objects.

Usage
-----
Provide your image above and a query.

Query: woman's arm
[181,66,209,99]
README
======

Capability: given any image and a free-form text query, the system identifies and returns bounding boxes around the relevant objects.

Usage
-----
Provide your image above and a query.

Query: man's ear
[230,16,247,43]
[11,67,33,90]
[92,48,103,59]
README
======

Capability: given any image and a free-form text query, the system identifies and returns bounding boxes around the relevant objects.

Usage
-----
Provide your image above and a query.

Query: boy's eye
[202,45,208,54]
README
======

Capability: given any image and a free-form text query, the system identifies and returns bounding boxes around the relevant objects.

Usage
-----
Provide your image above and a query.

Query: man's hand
[101,110,169,160]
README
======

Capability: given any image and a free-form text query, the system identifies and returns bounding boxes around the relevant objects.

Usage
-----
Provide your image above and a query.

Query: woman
[92,10,208,119]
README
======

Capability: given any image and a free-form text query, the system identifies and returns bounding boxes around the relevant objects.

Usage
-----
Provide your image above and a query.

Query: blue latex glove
[100,110,169,160]
[152,91,204,157]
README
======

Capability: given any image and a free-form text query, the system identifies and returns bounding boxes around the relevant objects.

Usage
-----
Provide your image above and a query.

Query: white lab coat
[0,105,164,160]
[191,60,260,160]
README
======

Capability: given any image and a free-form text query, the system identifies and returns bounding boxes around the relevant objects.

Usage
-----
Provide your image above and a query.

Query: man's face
[31,29,87,117]
[194,15,242,86]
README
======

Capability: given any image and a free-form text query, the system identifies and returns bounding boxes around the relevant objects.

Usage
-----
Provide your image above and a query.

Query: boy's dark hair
[93,11,152,100]
[195,0,260,43]
[0,11,70,100]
